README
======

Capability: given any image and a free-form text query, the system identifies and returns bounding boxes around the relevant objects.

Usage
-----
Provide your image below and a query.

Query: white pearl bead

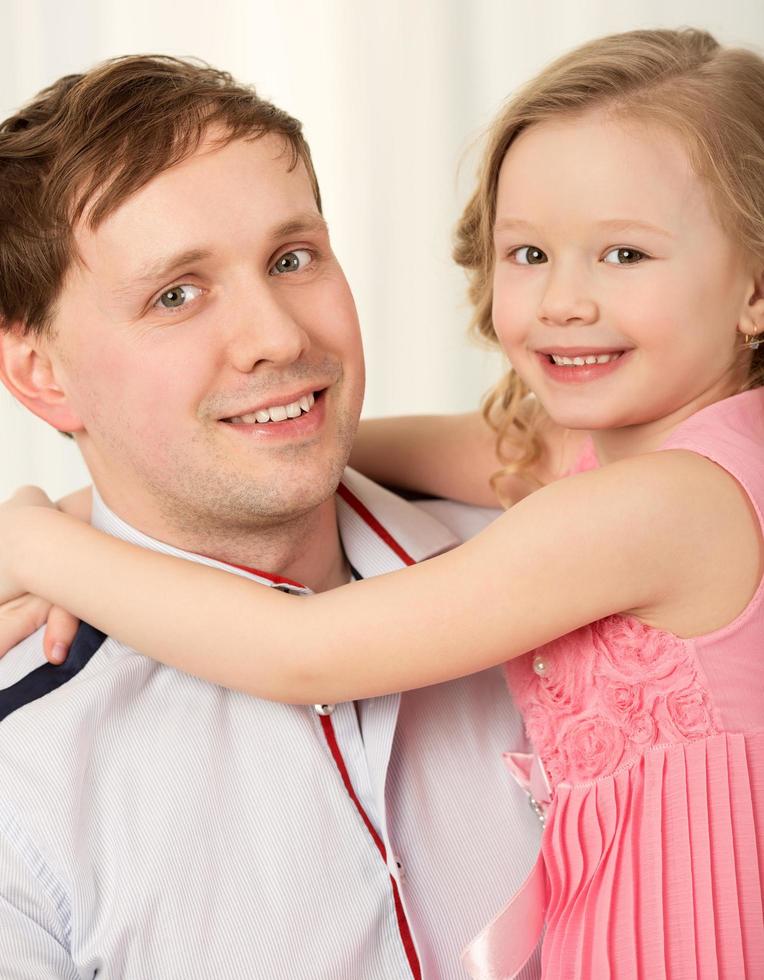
[532,655,548,676]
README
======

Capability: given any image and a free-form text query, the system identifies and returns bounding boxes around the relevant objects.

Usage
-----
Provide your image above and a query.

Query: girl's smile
[535,348,631,384]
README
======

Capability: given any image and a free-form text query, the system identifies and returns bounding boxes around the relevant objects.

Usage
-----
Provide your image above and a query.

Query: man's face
[48,133,365,538]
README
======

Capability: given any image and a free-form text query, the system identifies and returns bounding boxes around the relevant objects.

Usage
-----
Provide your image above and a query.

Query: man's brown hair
[0,54,320,337]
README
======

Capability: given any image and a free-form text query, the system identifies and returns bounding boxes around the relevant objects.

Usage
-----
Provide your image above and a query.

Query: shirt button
[532,654,549,677]
[314,704,335,716]
[390,855,406,882]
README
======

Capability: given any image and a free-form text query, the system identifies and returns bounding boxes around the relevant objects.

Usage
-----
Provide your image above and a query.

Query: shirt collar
[90,468,459,593]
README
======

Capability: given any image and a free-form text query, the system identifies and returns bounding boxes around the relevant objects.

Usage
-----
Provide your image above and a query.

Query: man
[0,57,541,978]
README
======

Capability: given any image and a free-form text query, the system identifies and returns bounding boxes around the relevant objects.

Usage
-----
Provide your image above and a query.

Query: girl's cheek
[491,301,523,351]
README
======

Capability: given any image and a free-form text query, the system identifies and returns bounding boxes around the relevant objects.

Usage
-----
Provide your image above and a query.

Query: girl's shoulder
[613,390,764,638]
[659,388,764,490]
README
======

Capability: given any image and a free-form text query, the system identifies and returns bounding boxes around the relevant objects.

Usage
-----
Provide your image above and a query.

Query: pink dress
[464,390,764,979]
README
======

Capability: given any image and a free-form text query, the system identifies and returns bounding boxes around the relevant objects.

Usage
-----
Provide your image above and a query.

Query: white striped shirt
[0,469,541,979]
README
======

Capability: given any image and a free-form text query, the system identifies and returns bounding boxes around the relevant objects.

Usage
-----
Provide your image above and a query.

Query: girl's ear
[739,267,764,339]
[0,326,84,434]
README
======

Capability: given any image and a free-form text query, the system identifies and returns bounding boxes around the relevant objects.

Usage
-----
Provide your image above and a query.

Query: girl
[2,28,763,978]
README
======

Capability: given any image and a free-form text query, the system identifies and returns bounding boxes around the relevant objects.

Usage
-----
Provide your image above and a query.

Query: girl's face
[491,111,760,449]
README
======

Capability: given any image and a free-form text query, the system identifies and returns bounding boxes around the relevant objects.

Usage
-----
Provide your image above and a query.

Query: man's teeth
[229,392,316,424]
[549,353,621,366]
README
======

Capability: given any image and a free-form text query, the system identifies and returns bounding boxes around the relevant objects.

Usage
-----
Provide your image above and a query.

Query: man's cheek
[80,352,180,439]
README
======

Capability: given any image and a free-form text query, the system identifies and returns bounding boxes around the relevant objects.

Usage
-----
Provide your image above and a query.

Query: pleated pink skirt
[464,731,764,979]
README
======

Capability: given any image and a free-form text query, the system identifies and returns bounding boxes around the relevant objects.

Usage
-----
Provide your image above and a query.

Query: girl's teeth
[550,353,621,366]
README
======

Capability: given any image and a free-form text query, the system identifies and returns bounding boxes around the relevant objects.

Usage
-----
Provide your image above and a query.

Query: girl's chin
[533,400,622,432]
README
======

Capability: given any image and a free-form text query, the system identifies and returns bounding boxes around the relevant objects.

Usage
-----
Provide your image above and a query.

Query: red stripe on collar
[337,483,416,567]
[224,562,307,590]
[193,551,307,590]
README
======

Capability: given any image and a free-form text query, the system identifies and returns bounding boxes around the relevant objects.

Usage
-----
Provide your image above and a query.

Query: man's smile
[222,388,319,424]
[219,388,328,439]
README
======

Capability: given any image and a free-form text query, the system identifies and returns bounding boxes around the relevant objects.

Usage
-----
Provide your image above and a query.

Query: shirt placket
[313,701,422,980]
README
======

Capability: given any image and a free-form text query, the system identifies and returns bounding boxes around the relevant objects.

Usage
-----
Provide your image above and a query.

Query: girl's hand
[0,486,86,665]
[0,594,79,664]
[0,486,55,600]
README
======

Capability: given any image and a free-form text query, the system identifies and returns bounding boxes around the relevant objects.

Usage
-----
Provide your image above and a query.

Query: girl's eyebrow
[597,218,675,239]
[494,216,674,239]
[494,218,537,235]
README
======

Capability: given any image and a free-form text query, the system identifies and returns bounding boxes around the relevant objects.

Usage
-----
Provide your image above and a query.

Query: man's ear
[0,326,84,434]
[739,266,764,340]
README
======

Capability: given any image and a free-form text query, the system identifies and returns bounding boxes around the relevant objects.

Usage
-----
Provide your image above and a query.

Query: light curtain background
[1,0,763,498]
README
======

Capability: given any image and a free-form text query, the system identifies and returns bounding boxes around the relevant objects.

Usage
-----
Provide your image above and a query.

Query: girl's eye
[154,283,203,311]
[602,247,647,265]
[270,248,313,276]
[511,246,547,265]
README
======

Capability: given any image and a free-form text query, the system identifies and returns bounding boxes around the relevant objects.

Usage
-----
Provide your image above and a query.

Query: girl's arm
[58,486,93,523]
[1,449,751,703]
[350,410,586,507]
[0,487,88,661]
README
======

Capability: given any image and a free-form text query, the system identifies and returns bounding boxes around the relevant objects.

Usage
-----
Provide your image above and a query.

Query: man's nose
[537,263,599,327]
[225,286,310,372]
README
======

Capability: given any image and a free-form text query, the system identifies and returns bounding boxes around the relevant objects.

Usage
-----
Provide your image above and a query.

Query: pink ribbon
[461,752,551,978]
[502,751,552,811]
[462,856,548,979]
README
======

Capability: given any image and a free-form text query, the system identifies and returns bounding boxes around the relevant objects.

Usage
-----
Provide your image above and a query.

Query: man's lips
[219,386,327,423]
[219,388,327,438]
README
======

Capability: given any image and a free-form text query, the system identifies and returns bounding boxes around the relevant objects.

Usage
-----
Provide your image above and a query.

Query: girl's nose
[538,268,599,327]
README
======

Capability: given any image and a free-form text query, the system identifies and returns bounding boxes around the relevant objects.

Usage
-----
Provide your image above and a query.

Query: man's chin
[197,458,349,525]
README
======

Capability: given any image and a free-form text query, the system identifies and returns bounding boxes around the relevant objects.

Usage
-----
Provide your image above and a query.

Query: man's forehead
[78,128,310,224]
[72,132,325,278]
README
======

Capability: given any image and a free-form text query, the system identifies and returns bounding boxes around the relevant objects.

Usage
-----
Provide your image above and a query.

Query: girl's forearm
[57,486,92,522]
[4,505,509,703]
[7,507,319,698]
[350,412,503,506]
[7,508,514,702]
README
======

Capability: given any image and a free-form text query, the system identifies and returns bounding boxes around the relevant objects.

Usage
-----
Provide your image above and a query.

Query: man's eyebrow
[268,213,329,240]
[118,248,212,299]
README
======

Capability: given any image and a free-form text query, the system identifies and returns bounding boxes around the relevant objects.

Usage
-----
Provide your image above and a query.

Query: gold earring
[743,331,761,350]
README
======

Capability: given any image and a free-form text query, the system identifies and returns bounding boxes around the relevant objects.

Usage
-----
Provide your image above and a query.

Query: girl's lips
[536,349,631,383]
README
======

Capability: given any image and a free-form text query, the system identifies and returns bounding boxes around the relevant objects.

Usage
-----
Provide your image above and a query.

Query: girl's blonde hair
[455,28,764,487]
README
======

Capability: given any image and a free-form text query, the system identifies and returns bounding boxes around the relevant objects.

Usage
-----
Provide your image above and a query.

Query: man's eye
[154,284,203,310]
[511,246,547,265]
[270,249,313,276]
[602,247,647,265]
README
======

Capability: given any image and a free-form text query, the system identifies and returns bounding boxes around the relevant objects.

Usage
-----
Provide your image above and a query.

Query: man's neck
[93,487,350,594]
[225,498,350,593]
